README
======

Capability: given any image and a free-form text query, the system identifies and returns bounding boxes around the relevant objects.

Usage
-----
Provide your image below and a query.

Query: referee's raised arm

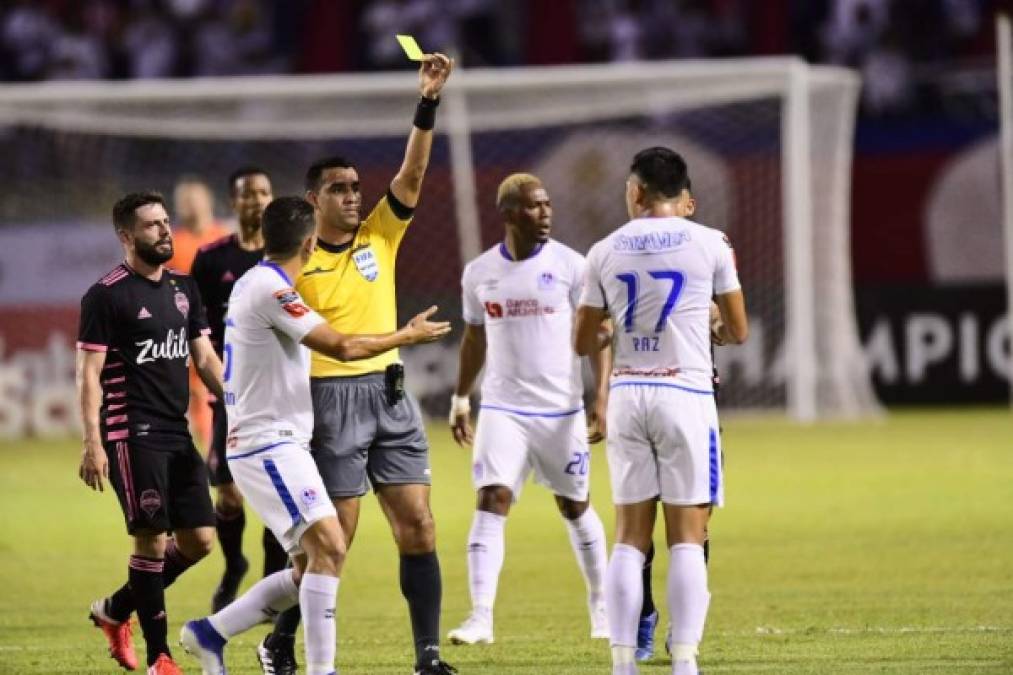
[389,52,454,208]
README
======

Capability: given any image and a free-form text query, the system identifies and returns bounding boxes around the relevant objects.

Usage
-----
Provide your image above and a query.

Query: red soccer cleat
[89,599,139,671]
[146,653,183,675]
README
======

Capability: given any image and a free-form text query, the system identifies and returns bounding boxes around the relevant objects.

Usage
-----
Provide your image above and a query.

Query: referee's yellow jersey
[297,194,411,377]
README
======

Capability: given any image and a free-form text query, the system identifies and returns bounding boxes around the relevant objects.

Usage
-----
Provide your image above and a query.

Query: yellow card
[395,34,425,61]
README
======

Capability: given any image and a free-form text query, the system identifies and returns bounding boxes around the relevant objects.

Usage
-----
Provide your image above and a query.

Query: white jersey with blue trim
[580,216,740,392]
[223,262,326,451]
[462,239,586,414]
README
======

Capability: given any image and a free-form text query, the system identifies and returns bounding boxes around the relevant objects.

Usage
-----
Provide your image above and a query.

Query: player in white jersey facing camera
[447,173,611,645]
[179,197,450,675]
[574,148,748,675]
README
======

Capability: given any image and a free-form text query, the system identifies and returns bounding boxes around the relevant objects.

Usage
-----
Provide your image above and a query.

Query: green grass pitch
[1,408,1011,674]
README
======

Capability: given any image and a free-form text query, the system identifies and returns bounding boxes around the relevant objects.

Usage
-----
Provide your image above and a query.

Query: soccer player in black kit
[78,192,225,675]
[191,167,290,613]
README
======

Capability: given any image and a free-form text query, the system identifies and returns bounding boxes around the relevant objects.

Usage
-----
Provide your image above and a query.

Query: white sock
[209,569,298,638]
[605,543,644,648]
[564,506,608,604]
[300,572,340,675]
[668,543,710,675]
[467,510,506,615]
[611,645,636,667]
[672,645,700,675]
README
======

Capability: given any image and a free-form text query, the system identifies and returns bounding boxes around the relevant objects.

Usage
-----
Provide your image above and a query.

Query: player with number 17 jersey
[580,214,740,506]
[583,220,739,394]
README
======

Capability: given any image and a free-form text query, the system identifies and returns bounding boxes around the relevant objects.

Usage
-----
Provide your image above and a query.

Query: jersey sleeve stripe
[77,341,108,352]
[99,266,129,285]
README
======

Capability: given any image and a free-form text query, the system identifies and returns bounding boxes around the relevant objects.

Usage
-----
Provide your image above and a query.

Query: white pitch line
[700,662,1007,672]
[749,625,1010,636]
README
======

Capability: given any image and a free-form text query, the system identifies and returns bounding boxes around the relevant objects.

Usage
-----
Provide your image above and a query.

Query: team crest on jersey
[352,245,379,282]
[174,291,189,317]
[537,271,555,290]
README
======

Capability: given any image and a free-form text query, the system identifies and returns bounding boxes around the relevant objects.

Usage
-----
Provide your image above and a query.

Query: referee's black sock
[400,551,442,666]
[640,541,657,619]
[128,555,170,666]
[215,506,246,569]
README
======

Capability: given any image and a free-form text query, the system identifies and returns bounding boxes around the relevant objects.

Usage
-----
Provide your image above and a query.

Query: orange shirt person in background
[169,177,230,272]
[170,177,229,449]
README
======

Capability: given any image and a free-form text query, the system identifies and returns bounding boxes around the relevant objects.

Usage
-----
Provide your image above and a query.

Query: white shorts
[605,383,723,506]
[471,406,591,502]
[226,440,337,553]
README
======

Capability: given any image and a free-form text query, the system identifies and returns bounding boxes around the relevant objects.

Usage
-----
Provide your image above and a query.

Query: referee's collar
[316,228,358,254]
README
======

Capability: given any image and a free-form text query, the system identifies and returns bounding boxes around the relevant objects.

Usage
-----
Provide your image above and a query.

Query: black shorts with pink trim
[104,434,214,535]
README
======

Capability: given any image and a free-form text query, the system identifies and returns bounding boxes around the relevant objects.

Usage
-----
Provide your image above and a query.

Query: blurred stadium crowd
[2,0,1011,114]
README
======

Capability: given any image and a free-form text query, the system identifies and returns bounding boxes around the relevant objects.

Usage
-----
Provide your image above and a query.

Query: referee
[259,53,455,675]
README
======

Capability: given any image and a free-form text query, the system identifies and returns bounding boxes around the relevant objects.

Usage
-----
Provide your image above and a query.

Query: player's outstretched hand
[419,52,454,99]
[79,439,108,492]
[406,305,452,344]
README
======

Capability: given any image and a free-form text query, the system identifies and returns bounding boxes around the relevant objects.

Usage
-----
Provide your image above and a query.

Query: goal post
[0,57,881,421]
[997,14,1013,406]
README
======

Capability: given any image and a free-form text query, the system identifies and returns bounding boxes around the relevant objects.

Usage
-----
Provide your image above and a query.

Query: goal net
[0,58,880,430]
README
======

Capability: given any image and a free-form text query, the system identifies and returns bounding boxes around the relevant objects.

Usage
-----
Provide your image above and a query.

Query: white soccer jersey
[223,262,325,451]
[580,216,740,391]
[462,240,586,413]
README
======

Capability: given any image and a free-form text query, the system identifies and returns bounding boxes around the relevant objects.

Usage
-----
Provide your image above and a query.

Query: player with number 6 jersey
[575,147,748,675]
[447,174,611,646]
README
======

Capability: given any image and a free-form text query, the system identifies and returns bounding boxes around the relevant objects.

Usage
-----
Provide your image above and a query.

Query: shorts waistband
[311,372,385,385]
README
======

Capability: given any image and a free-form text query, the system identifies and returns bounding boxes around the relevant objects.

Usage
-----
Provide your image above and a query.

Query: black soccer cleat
[211,555,249,613]
[256,634,297,675]
[414,659,458,675]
